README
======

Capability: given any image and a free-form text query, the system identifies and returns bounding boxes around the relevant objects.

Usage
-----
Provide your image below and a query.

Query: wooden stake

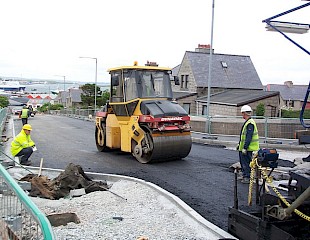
[38,158,44,176]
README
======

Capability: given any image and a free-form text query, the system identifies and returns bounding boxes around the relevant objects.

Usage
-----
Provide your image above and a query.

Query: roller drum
[149,133,192,163]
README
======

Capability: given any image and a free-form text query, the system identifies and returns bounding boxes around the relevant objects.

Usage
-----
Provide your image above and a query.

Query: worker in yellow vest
[237,105,259,184]
[11,124,36,166]
[20,105,30,125]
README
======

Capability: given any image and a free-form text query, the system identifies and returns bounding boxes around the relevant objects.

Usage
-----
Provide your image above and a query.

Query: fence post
[264,116,268,145]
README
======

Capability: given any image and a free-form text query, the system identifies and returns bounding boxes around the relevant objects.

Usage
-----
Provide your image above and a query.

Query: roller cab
[95,61,192,163]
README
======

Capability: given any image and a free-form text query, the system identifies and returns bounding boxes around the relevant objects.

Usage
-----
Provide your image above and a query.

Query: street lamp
[55,75,66,91]
[262,2,310,128]
[205,0,215,133]
[262,2,310,55]
[79,56,98,113]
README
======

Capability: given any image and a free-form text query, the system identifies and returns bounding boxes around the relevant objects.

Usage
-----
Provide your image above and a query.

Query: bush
[256,103,265,116]
[281,109,310,119]
[0,96,9,108]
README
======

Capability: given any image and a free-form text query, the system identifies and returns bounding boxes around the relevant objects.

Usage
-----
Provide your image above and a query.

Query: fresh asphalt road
[12,114,257,231]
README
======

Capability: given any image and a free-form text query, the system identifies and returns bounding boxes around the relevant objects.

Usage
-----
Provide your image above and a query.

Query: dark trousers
[21,118,28,125]
[15,147,33,163]
[239,151,253,178]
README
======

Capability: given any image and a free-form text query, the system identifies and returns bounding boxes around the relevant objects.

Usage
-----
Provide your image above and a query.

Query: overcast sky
[0,0,309,85]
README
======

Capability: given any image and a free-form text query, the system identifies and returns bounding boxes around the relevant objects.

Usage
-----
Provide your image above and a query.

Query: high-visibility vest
[239,118,259,151]
[11,130,35,156]
[21,109,29,118]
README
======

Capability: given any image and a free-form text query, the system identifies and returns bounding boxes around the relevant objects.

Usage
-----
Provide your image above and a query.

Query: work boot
[241,178,250,184]
[237,171,244,180]
[21,161,31,166]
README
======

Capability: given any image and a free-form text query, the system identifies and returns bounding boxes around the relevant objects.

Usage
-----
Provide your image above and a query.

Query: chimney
[284,81,293,87]
[195,44,214,54]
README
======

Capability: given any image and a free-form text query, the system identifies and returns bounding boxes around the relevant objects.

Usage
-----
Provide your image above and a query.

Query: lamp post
[205,0,215,133]
[79,56,98,113]
[262,2,310,128]
[55,75,66,91]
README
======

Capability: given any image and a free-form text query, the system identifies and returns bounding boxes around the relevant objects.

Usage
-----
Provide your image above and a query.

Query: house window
[286,100,294,107]
[221,61,228,68]
[202,105,208,116]
[185,75,189,89]
[180,75,184,89]
[183,103,190,114]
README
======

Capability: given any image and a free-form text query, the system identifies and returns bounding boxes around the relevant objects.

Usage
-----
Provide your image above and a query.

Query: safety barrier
[49,109,310,139]
[0,107,55,239]
[0,108,8,134]
[0,164,55,239]
[190,115,310,139]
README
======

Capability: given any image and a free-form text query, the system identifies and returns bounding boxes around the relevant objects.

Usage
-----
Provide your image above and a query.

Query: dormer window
[221,61,228,68]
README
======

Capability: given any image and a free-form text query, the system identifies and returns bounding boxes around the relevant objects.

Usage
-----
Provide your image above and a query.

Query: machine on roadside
[228,2,310,239]
[95,61,192,163]
[228,151,310,240]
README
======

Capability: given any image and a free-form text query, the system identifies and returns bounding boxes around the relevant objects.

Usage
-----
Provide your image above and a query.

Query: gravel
[30,179,223,240]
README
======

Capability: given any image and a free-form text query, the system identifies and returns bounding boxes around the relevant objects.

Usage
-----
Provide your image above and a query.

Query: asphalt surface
[5,114,307,232]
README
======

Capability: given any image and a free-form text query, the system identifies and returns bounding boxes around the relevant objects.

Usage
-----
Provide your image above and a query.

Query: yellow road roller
[95,61,192,163]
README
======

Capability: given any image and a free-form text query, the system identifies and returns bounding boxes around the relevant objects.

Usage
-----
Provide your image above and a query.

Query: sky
[0,0,309,85]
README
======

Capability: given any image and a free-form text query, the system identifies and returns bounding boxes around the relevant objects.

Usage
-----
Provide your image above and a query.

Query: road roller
[95,61,192,163]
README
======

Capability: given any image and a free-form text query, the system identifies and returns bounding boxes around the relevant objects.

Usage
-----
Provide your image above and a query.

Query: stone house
[172,44,280,116]
[54,88,83,108]
[53,91,69,108]
[265,81,310,111]
[66,88,83,108]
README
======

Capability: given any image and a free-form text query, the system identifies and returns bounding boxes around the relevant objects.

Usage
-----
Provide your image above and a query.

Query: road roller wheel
[95,122,109,152]
[131,132,154,164]
[132,131,192,163]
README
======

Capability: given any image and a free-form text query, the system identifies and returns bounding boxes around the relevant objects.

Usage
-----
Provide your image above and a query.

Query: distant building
[172,44,279,116]
[54,88,83,108]
[26,94,55,109]
[265,81,310,110]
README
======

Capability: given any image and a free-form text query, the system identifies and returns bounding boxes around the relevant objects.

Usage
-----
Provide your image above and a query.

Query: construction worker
[20,105,30,125]
[237,105,259,184]
[11,124,36,166]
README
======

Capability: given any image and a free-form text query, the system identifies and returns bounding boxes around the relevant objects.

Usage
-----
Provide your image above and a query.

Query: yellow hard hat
[22,124,32,131]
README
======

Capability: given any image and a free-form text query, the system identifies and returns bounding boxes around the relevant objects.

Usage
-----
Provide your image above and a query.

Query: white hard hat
[241,105,252,113]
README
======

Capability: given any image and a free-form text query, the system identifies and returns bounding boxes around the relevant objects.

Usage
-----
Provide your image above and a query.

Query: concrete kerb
[11,166,237,239]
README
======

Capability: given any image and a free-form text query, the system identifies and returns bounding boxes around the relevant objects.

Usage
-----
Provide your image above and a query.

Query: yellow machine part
[105,114,121,149]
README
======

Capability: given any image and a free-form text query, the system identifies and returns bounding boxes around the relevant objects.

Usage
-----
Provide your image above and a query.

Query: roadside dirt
[20,163,109,199]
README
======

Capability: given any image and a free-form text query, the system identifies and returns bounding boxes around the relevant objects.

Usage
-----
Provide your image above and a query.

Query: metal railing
[50,108,96,120]
[49,108,310,139]
[0,108,8,134]
[190,115,310,139]
[0,107,55,239]
[0,164,55,239]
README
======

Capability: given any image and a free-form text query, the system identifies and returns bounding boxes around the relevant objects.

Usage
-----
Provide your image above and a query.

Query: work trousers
[21,118,28,125]
[15,147,33,163]
[239,151,253,178]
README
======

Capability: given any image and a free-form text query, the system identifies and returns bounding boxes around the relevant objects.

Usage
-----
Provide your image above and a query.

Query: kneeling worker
[11,124,36,166]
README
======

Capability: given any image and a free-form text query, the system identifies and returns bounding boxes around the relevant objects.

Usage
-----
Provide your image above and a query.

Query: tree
[0,96,9,108]
[97,89,110,107]
[256,103,265,116]
[80,84,102,107]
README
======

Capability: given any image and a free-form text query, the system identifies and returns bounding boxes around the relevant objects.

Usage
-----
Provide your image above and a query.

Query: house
[54,91,69,107]
[265,81,310,110]
[54,88,83,108]
[172,44,279,116]
[66,88,83,108]
[196,89,279,117]
[26,94,55,109]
